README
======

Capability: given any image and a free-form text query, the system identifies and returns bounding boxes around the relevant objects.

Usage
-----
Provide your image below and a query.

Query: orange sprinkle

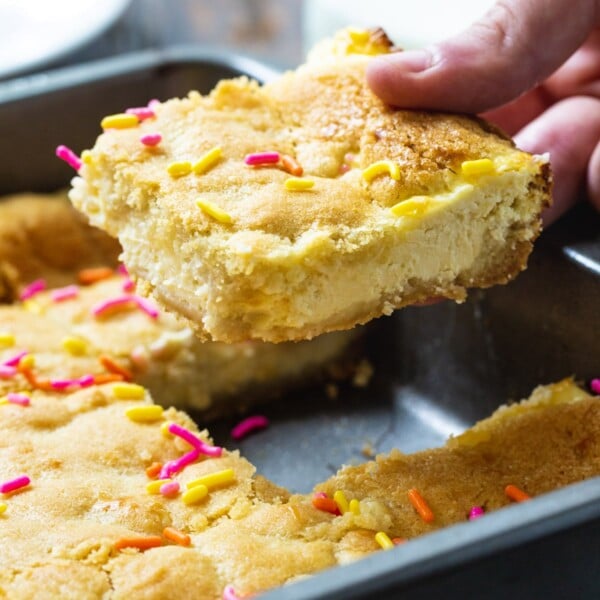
[312,495,341,515]
[145,462,163,479]
[407,488,434,523]
[114,536,163,551]
[392,537,407,545]
[93,373,125,385]
[18,366,54,392]
[280,154,303,176]
[100,355,133,381]
[78,267,114,285]
[505,484,531,503]
[163,526,191,547]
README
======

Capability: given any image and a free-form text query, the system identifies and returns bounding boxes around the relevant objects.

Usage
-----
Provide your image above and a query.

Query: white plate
[0,0,131,79]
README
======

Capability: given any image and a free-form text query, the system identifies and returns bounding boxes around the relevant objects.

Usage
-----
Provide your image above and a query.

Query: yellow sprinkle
[113,382,146,400]
[0,397,8,406]
[167,161,192,177]
[186,468,235,490]
[0,503,6,514]
[196,200,232,224]
[349,498,361,515]
[22,300,43,314]
[362,160,400,182]
[146,479,172,494]
[390,196,431,218]
[348,28,371,44]
[461,158,495,177]
[333,490,349,515]
[161,421,174,437]
[81,150,93,165]
[182,483,209,505]
[375,531,394,550]
[18,354,35,369]
[61,336,87,356]
[284,177,315,191]
[0,333,15,347]
[192,146,223,175]
[125,405,164,422]
[101,113,139,129]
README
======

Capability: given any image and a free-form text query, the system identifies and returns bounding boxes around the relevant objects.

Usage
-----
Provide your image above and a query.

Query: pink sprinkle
[122,278,135,292]
[55,145,82,171]
[223,585,244,600]
[0,475,30,494]
[117,264,128,276]
[51,284,79,302]
[134,295,159,319]
[469,506,485,520]
[590,379,600,395]
[231,415,269,441]
[20,279,46,301]
[3,350,28,367]
[159,448,200,480]
[7,393,30,406]
[244,151,280,166]
[140,133,162,147]
[169,423,223,457]
[313,492,328,499]
[147,99,160,110]
[160,480,180,496]
[78,374,95,387]
[50,374,95,390]
[0,365,17,378]
[126,107,156,120]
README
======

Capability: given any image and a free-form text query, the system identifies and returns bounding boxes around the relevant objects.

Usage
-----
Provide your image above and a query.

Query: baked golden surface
[0,378,596,599]
[70,28,551,342]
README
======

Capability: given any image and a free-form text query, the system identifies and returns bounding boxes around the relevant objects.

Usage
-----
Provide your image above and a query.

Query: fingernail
[383,49,433,73]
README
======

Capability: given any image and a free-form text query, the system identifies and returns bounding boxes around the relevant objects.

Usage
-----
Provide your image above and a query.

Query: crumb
[352,359,374,388]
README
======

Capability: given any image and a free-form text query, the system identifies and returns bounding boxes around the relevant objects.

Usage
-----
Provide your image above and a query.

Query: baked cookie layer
[70,28,551,342]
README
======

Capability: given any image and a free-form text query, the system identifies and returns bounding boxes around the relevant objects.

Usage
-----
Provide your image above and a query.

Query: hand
[366,0,600,225]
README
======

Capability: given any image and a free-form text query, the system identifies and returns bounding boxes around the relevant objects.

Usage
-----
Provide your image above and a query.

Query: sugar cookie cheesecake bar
[0,377,596,598]
[69,28,551,342]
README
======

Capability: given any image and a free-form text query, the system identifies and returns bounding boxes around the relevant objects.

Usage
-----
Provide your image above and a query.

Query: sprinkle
[91,295,159,319]
[49,377,88,390]
[160,481,180,496]
[146,479,173,495]
[0,365,17,378]
[284,177,315,191]
[231,415,269,440]
[7,393,30,406]
[55,145,82,171]
[312,494,340,515]
[280,154,303,176]
[590,379,600,395]
[0,503,6,514]
[0,475,30,494]
[182,483,209,505]
[375,531,394,550]
[114,536,163,551]
[167,161,192,177]
[192,146,223,175]
[196,200,232,224]
[505,484,531,503]
[113,382,146,399]
[51,284,79,302]
[78,374,95,387]
[61,336,87,356]
[186,468,235,490]
[140,133,162,147]
[81,150,93,165]
[78,267,114,285]
[125,405,164,422]
[101,113,139,129]
[18,354,34,369]
[146,462,163,478]
[92,373,125,385]
[100,355,133,381]
[161,421,174,437]
[4,350,28,367]
[168,422,223,458]
[349,498,361,515]
[333,490,349,515]
[244,151,280,166]
[407,488,434,523]
[19,279,46,301]
[147,99,161,110]
[390,196,431,218]
[223,585,244,600]
[469,506,485,520]
[159,448,200,480]
[461,158,495,177]
[163,526,191,547]
[134,295,160,318]
[0,333,15,347]
[362,160,400,182]
[125,106,155,120]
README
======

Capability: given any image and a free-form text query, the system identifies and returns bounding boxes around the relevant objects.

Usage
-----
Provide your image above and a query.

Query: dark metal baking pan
[0,48,598,599]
